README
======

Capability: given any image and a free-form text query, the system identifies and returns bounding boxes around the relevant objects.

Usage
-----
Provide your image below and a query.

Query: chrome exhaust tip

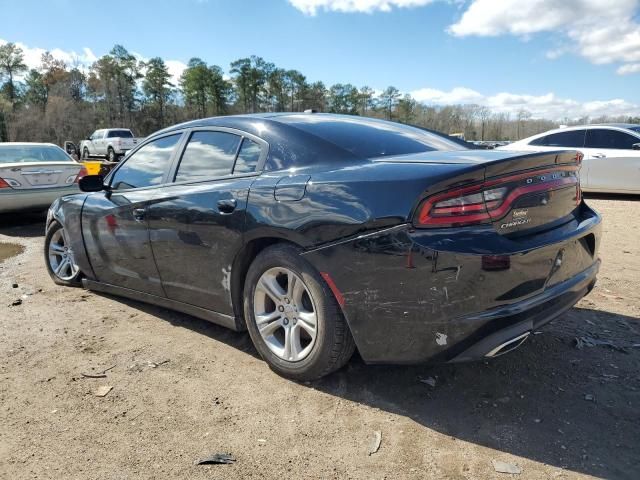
[485,332,531,358]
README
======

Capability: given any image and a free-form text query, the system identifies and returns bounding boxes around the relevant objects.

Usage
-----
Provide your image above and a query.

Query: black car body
[45,113,601,378]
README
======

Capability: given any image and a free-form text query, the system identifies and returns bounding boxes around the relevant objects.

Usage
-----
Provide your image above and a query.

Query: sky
[0,0,639,120]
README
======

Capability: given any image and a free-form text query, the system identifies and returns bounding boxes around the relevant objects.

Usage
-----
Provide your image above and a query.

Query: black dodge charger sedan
[44,113,601,380]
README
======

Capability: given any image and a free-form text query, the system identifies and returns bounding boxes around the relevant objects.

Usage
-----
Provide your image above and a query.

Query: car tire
[244,243,355,381]
[44,220,83,287]
[82,147,89,160]
[107,148,117,162]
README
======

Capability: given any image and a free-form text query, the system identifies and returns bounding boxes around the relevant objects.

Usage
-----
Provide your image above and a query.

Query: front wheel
[44,221,82,287]
[244,244,355,381]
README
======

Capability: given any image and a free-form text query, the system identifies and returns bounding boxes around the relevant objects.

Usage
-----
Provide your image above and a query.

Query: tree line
[0,42,637,145]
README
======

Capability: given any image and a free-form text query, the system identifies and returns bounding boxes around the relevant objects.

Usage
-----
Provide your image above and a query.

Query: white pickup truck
[79,128,143,162]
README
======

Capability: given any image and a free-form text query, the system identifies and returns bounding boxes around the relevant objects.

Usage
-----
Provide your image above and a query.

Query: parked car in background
[0,143,86,214]
[79,128,143,162]
[45,113,600,380]
[499,124,640,194]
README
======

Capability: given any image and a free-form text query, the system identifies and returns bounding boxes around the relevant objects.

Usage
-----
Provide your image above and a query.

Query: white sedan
[498,124,640,194]
[0,143,85,214]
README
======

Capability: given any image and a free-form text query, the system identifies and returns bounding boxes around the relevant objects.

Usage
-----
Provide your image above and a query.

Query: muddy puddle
[0,243,25,263]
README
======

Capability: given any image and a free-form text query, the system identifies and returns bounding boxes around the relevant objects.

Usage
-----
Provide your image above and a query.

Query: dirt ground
[1,197,639,480]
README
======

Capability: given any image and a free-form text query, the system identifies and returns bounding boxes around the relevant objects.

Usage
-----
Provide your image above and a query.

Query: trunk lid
[0,161,82,190]
[482,150,581,235]
[398,149,582,234]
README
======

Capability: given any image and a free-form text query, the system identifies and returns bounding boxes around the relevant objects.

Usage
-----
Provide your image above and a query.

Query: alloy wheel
[254,267,318,362]
[48,228,80,281]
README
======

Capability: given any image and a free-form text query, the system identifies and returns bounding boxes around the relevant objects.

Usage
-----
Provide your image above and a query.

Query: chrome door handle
[133,208,146,221]
[217,198,237,214]
[593,153,607,158]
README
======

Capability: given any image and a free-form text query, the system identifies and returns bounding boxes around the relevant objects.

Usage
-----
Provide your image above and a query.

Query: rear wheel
[244,244,355,381]
[107,147,117,162]
[82,147,89,160]
[44,221,82,287]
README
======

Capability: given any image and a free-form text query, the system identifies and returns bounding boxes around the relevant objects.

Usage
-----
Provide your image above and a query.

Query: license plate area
[22,170,62,186]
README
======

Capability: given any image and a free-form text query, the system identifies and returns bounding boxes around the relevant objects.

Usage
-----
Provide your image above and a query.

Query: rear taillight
[74,166,88,183]
[416,167,579,228]
[0,177,12,189]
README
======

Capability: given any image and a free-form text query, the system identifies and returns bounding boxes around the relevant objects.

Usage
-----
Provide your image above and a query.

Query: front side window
[530,130,585,148]
[175,131,242,182]
[585,129,639,150]
[110,134,181,190]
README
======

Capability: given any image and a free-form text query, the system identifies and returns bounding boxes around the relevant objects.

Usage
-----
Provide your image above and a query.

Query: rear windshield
[0,145,72,164]
[107,130,133,138]
[276,115,465,158]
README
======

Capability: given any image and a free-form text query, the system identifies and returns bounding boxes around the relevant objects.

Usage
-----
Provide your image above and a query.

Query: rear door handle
[593,153,607,158]
[133,208,146,221]
[217,198,237,214]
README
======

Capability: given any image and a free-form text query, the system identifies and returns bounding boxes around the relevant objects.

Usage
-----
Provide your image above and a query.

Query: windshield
[627,126,640,134]
[107,130,133,138]
[0,145,72,164]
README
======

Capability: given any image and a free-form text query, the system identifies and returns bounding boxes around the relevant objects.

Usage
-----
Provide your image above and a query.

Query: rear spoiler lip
[483,149,582,178]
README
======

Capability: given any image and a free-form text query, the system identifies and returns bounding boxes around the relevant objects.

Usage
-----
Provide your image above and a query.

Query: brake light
[74,165,88,183]
[0,177,12,189]
[416,167,579,227]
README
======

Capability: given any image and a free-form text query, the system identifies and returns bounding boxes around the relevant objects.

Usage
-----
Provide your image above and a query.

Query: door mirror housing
[632,143,640,150]
[79,175,107,192]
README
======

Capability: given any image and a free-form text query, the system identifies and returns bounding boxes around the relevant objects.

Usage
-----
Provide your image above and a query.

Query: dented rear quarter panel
[301,203,601,363]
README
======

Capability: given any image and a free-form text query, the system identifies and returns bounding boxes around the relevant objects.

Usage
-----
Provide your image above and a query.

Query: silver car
[0,143,84,214]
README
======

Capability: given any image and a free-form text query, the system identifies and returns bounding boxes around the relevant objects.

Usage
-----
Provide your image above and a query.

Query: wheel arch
[230,236,301,330]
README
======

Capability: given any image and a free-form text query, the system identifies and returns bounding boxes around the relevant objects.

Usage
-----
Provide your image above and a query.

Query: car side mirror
[79,175,107,192]
[633,143,640,150]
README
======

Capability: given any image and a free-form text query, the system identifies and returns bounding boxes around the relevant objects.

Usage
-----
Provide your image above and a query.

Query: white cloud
[409,86,639,120]
[412,86,483,104]
[0,38,98,74]
[289,0,435,15]
[617,63,640,74]
[133,50,187,86]
[0,38,187,85]
[448,0,640,74]
[287,1,640,75]
[165,60,188,86]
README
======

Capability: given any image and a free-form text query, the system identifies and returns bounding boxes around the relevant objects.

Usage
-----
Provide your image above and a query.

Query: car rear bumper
[302,202,601,364]
[0,185,79,213]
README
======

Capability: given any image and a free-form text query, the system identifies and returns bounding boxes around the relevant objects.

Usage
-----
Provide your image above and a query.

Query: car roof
[521,123,640,140]
[154,112,467,146]
[590,123,639,128]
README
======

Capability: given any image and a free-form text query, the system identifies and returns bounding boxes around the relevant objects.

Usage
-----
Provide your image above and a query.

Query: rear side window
[107,130,133,138]
[233,138,261,174]
[110,134,181,190]
[530,130,585,148]
[585,129,639,150]
[175,131,241,182]
[276,115,464,158]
